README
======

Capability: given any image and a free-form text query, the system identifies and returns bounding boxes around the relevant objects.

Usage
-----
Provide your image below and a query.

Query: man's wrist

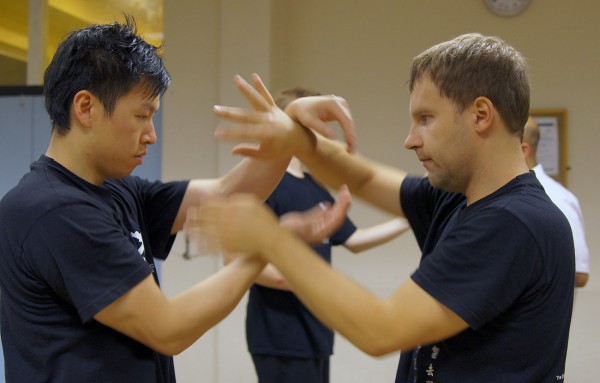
[291,122,318,164]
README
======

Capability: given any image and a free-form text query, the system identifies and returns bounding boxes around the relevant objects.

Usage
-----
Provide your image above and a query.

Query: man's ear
[72,90,94,129]
[472,96,494,134]
[521,142,530,157]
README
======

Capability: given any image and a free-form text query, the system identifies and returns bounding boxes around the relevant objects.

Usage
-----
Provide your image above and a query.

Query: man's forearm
[260,226,390,353]
[219,157,290,201]
[165,255,267,353]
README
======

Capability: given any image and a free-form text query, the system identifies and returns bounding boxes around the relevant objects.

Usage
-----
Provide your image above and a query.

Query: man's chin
[426,174,440,188]
[111,168,135,180]
[427,174,453,192]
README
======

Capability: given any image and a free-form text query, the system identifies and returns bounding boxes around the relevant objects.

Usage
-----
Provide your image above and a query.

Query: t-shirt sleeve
[134,178,189,260]
[330,216,357,246]
[23,203,152,323]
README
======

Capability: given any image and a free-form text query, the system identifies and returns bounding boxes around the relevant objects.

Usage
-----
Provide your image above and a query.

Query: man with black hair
[0,17,354,382]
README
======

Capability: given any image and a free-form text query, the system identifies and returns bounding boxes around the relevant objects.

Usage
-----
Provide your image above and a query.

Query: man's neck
[45,132,104,185]
[464,143,530,205]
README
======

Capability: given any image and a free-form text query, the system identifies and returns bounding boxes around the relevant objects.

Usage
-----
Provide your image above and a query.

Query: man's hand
[279,185,352,244]
[213,74,302,160]
[212,74,357,159]
[186,194,279,257]
[285,95,356,153]
[185,185,351,259]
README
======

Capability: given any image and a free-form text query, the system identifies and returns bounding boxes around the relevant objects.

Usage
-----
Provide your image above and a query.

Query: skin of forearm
[261,226,412,356]
[159,256,266,355]
[344,219,411,253]
[296,134,406,216]
[575,272,588,287]
[217,115,322,201]
[253,264,292,291]
[171,156,294,234]
[297,135,373,192]
[218,157,290,201]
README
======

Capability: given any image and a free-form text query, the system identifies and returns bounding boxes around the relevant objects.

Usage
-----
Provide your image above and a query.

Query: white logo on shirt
[431,345,440,360]
[130,231,145,256]
[426,363,434,377]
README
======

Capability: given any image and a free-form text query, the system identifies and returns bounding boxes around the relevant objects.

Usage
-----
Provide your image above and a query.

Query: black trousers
[251,354,330,383]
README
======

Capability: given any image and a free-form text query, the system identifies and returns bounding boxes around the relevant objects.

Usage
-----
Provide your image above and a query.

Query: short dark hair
[43,15,171,135]
[409,33,529,138]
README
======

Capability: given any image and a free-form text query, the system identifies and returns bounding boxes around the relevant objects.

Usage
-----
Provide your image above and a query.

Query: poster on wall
[535,116,560,176]
[530,109,568,187]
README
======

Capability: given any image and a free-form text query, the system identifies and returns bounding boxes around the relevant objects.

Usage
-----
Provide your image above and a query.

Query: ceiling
[0,0,163,76]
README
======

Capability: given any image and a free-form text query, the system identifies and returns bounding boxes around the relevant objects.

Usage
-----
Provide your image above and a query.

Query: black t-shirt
[0,156,188,382]
[395,173,574,383]
[246,172,357,358]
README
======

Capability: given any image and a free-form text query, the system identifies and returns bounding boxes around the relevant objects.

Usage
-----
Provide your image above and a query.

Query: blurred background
[0,0,163,85]
[0,1,597,382]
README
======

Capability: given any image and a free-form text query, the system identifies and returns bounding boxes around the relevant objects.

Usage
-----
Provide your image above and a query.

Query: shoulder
[106,176,188,202]
[488,173,566,225]
[473,174,573,253]
[1,162,107,223]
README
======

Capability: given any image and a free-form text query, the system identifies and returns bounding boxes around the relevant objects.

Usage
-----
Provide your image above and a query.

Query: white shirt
[533,164,590,273]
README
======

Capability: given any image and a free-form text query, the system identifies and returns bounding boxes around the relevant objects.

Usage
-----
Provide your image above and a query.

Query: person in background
[195,33,574,382]
[0,16,354,383]
[522,116,590,287]
[245,87,411,383]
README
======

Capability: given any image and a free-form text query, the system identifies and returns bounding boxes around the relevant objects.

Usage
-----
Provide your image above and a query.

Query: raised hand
[190,194,279,257]
[279,185,352,244]
[213,73,307,160]
[186,185,352,258]
[213,74,357,160]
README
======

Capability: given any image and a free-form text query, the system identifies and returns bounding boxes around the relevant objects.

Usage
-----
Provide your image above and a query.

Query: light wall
[161,1,600,382]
